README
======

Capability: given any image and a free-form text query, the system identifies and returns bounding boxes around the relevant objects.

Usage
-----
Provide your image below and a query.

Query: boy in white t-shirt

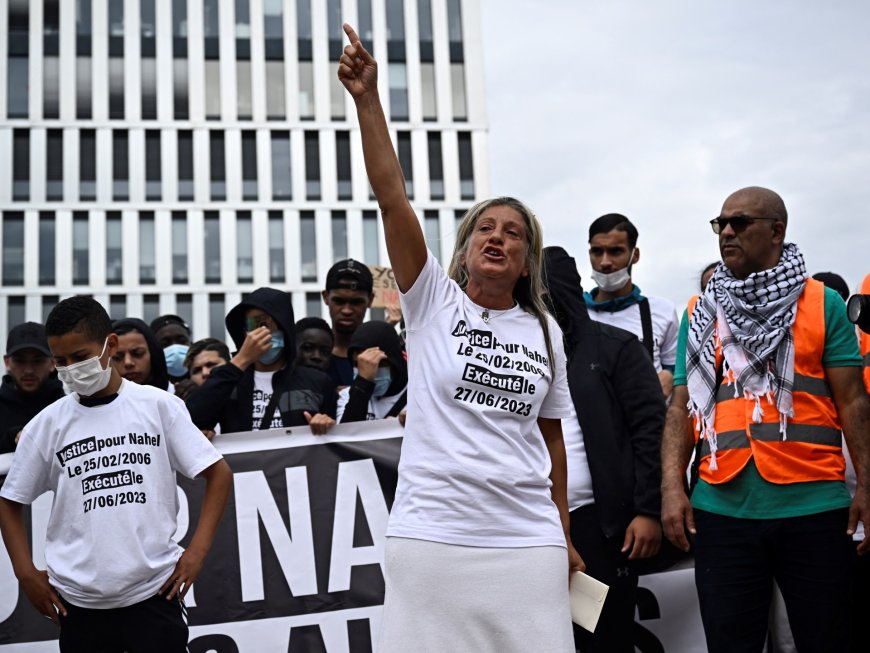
[0,296,232,652]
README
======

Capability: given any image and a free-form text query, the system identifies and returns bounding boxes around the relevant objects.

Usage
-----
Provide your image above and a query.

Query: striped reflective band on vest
[700,372,840,456]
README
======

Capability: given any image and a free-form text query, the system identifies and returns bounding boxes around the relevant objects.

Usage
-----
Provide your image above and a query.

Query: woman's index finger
[343,23,360,44]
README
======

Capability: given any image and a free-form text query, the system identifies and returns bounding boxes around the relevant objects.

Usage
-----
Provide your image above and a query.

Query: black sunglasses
[709,215,773,234]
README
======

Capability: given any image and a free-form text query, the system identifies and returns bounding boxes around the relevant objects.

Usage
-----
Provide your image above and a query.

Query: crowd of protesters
[1,25,869,653]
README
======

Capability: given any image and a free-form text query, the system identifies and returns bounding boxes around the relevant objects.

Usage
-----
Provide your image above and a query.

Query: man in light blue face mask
[337,321,408,423]
[185,287,338,436]
[584,213,680,397]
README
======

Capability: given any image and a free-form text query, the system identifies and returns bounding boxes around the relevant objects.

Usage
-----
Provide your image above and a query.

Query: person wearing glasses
[584,214,679,398]
[339,24,581,652]
[185,288,337,435]
[661,186,870,653]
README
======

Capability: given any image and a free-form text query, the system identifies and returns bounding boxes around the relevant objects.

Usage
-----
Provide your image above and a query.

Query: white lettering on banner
[328,459,390,593]
[234,467,317,602]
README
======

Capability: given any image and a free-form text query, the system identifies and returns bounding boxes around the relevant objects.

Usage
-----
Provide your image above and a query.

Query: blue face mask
[259,330,285,365]
[351,366,392,397]
[164,344,190,378]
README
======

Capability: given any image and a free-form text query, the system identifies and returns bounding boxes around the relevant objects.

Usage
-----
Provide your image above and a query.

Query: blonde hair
[447,197,555,372]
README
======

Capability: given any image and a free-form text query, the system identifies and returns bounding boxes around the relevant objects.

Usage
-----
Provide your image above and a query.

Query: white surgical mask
[591,264,632,293]
[57,338,113,397]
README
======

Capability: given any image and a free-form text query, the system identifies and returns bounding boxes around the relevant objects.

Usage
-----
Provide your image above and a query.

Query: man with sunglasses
[1,322,65,453]
[661,186,870,653]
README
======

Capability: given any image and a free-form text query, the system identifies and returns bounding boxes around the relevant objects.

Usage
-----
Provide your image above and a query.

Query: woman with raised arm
[339,24,582,652]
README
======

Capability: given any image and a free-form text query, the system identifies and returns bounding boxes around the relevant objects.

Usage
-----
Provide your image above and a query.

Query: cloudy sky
[480,0,870,307]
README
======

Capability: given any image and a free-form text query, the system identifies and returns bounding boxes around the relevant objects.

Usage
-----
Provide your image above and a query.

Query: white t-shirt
[336,385,406,421]
[390,252,573,548]
[252,370,283,430]
[562,404,595,511]
[587,294,679,373]
[0,380,222,609]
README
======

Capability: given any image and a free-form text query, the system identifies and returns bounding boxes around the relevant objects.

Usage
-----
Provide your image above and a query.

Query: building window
[143,294,160,325]
[271,132,291,200]
[108,0,125,119]
[428,132,444,200]
[236,211,253,283]
[305,292,321,319]
[145,130,161,200]
[418,0,436,120]
[264,0,285,119]
[268,211,285,283]
[141,0,157,119]
[236,0,252,120]
[363,210,379,266]
[209,293,225,339]
[331,211,347,261]
[326,0,345,120]
[76,0,93,119]
[46,130,64,201]
[388,64,409,122]
[358,0,374,45]
[300,211,317,282]
[8,297,26,328]
[458,133,475,200]
[241,131,257,200]
[171,211,188,283]
[397,132,414,199]
[204,211,221,283]
[39,212,56,285]
[112,130,129,200]
[386,0,408,121]
[44,0,61,119]
[109,294,126,319]
[73,212,89,285]
[12,130,29,201]
[42,295,60,323]
[7,1,29,118]
[139,212,156,284]
[177,130,194,201]
[424,210,440,262]
[305,132,321,200]
[336,131,352,201]
[172,0,189,119]
[80,130,96,201]
[447,0,467,120]
[2,213,25,286]
[106,212,123,285]
[204,0,221,120]
[210,132,226,200]
[176,293,193,327]
[297,0,314,119]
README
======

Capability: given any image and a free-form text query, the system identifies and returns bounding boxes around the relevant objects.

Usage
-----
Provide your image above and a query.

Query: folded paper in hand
[569,571,609,632]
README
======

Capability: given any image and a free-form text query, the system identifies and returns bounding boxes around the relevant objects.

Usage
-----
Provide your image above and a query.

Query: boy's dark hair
[184,338,231,370]
[295,317,333,341]
[45,296,112,342]
[588,213,639,249]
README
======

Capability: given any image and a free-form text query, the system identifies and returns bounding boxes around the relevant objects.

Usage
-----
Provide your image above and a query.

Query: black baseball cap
[325,259,374,293]
[149,314,191,334]
[6,322,51,356]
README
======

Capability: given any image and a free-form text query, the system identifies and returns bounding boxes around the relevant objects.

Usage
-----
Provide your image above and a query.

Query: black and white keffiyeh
[686,243,807,469]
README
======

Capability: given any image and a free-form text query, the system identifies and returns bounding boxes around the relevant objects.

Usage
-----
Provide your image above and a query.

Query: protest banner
[0,420,705,652]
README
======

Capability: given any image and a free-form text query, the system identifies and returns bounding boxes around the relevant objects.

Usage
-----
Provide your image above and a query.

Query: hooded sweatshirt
[185,287,336,433]
[111,318,171,391]
[338,321,408,422]
[0,374,65,453]
[543,246,665,538]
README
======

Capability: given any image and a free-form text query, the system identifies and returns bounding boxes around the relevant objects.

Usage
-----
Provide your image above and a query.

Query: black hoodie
[340,321,408,423]
[0,374,65,453]
[111,318,170,391]
[185,287,336,433]
[543,246,666,538]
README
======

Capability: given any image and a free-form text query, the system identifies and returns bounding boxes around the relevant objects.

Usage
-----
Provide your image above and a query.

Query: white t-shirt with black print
[252,370,283,430]
[389,252,573,548]
[0,380,222,609]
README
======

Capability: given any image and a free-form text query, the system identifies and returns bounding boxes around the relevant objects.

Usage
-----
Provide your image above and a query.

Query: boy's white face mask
[56,338,112,397]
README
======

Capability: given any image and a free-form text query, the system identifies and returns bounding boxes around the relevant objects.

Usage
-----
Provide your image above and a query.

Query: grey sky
[481,0,870,307]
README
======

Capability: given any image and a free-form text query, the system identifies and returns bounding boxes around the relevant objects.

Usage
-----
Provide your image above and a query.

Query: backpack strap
[638,297,655,361]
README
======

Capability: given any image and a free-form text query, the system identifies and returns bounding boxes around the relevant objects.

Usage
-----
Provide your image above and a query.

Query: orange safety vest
[687,278,844,485]
[860,273,870,393]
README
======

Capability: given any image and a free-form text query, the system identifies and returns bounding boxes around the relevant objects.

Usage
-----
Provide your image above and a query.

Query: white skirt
[377,537,574,653]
